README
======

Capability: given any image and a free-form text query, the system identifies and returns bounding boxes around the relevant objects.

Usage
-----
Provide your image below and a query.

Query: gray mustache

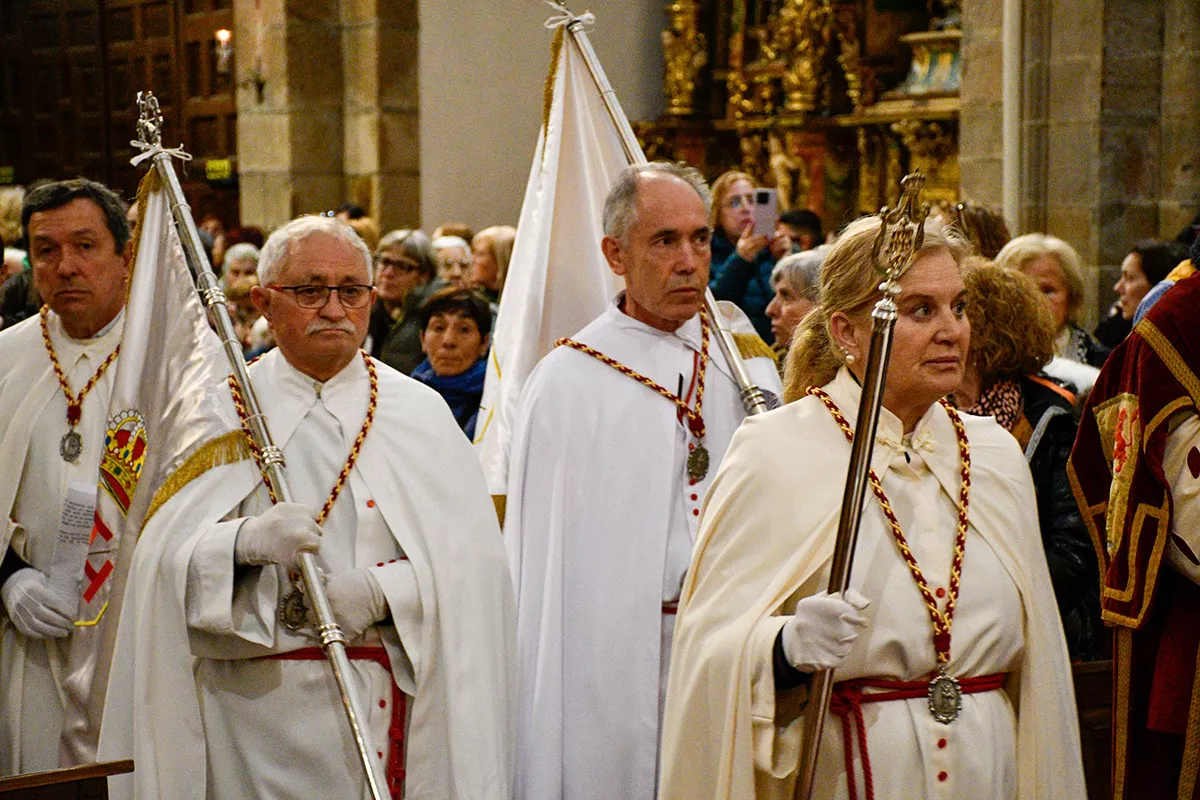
[306,320,358,335]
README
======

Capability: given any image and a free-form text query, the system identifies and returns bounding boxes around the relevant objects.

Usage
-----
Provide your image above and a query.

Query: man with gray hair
[504,162,781,800]
[131,215,515,798]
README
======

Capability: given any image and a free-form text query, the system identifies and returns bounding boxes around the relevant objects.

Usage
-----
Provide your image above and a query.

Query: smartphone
[752,189,778,237]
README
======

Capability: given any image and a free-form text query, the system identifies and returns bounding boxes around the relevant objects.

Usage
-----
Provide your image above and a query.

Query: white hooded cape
[659,369,1087,800]
[100,350,516,799]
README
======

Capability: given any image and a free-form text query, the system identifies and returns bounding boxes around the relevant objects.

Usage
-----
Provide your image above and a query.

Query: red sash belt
[257,646,406,798]
[828,672,1007,800]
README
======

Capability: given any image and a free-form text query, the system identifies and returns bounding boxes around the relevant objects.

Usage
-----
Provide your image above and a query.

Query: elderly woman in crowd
[411,287,492,439]
[368,229,445,374]
[707,170,793,344]
[222,242,259,286]
[659,215,1085,800]
[432,235,473,287]
[994,234,1107,368]
[766,246,828,361]
[954,261,1102,660]
[471,225,515,304]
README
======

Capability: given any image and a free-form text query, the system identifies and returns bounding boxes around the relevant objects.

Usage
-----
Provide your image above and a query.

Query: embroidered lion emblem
[100,410,148,516]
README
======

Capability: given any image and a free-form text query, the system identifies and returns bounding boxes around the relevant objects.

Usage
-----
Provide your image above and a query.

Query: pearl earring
[841,349,856,365]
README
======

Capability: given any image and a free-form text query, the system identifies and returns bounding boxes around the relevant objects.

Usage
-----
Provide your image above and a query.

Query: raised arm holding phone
[708,171,793,344]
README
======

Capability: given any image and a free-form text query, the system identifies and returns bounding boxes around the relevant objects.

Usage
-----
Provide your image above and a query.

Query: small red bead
[935,587,946,598]
[938,771,948,782]
[688,443,695,451]
[937,738,947,749]
[689,479,697,486]
[366,499,376,508]
[692,509,699,517]
[377,750,384,758]
[690,494,698,501]
[376,562,385,567]
[379,699,387,708]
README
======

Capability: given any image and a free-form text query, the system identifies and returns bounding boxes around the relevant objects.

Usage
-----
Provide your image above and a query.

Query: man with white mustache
[154,215,515,799]
[504,162,781,800]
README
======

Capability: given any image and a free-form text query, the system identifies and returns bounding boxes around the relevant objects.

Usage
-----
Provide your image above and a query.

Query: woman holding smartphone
[708,171,793,345]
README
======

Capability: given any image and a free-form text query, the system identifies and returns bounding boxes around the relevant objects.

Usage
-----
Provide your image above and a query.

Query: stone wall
[960,0,1199,327]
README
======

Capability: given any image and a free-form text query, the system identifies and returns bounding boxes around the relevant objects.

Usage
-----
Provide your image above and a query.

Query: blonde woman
[471,225,515,302]
[659,216,1085,800]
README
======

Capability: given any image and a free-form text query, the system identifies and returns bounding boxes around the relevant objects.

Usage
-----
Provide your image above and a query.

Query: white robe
[658,368,1087,800]
[504,300,781,800]
[99,349,515,800]
[0,310,123,773]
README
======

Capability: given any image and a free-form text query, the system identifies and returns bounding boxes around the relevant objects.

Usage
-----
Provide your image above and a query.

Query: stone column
[958,0,1004,212]
[236,0,346,230]
[1158,0,1200,238]
[341,0,420,232]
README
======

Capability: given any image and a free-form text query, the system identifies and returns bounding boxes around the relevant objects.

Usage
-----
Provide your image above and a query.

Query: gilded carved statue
[662,1,707,116]
[767,131,810,212]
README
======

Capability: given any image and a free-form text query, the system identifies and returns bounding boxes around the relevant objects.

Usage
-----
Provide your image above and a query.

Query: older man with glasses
[367,229,447,375]
[129,214,515,799]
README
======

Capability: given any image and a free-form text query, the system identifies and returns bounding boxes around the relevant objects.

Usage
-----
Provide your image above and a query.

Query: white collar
[606,293,704,354]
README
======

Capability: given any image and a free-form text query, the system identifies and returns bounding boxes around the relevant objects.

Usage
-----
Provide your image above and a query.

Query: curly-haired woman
[954,260,1103,660]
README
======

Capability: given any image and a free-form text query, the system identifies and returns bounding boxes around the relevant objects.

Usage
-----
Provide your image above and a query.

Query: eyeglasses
[377,256,423,274]
[724,193,755,210]
[441,258,471,269]
[267,284,374,309]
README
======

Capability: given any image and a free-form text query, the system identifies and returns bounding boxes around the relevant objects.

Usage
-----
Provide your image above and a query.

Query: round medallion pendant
[928,672,963,724]
[279,587,310,631]
[60,430,83,463]
[687,443,710,482]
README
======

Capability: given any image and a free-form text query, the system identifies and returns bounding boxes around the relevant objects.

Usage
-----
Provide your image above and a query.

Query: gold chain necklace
[808,385,973,723]
[39,306,121,463]
[556,309,712,480]
[228,350,378,630]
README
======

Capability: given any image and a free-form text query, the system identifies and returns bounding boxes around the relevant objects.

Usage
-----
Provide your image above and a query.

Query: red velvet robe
[1069,275,1200,799]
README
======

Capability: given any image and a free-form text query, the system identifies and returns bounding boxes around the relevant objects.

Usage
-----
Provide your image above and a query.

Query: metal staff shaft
[139,95,390,800]
[792,294,899,800]
[565,16,771,416]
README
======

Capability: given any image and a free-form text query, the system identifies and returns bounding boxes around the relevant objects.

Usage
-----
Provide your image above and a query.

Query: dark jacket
[708,230,776,345]
[368,278,446,376]
[0,270,39,330]
[1062,321,1110,368]
[1019,373,1104,661]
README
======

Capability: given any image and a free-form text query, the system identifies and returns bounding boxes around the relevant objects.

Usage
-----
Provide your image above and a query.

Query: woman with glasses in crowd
[708,171,793,345]
[367,229,446,375]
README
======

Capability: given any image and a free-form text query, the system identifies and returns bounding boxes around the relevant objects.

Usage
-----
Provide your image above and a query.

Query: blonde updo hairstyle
[782,214,970,403]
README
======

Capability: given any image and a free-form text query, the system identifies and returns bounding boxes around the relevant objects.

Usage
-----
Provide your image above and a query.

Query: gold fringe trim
[124,169,162,303]
[1179,631,1200,798]
[733,332,778,364]
[542,27,565,141]
[491,494,507,528]
[1113,628,1131,798]
[142,431,252,531]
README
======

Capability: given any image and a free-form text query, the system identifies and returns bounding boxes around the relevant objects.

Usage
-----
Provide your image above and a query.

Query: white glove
[1,567,76,639]
[782,589,871,672]
[234,503,322,569]
[325,567,388,641]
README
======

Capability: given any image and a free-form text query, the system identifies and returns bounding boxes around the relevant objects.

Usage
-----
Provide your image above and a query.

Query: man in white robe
[504,162,781,800]
[108,216,515,799]
[0,180,131,773]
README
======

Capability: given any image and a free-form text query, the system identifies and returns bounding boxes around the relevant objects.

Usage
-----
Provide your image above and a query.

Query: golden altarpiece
[635,0,963,229]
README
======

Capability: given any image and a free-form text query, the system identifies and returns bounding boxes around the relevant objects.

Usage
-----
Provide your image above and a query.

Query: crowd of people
[0,163,1198,800]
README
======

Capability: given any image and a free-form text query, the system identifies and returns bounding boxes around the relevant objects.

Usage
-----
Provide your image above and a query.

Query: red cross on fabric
[83,559,113,603]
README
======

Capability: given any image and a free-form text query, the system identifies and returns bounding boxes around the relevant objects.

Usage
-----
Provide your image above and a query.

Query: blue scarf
[411,355,487,439]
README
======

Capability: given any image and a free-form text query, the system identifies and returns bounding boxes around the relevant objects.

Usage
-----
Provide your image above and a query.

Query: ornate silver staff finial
[135,92,163,149]
[130,91,191,167]
[871,171,930,283]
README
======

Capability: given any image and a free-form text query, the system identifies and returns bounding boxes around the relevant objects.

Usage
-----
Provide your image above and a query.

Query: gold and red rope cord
[808,386,972,667]
[555,309,711,439]
[228,350,378,525]
[39,305,121,427]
